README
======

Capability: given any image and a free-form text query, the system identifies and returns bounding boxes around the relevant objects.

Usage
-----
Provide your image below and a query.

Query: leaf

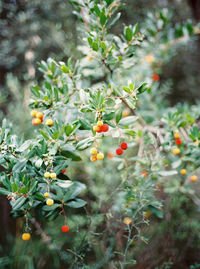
[43,204,61,211]
[60,181,86,201]
[100,12,107,26]
[92,41,98,52]
[76,137,94,151]
[125,130,136,137]
[137,83,151,94]
[125,27,133,42]
[60,146,82,161]
[133,23,139,36]
[122,86,131,93]
[12,160,27,173]
[12,196,27,211]
[118,116,138,126]
[0,187,11,196]
[66,198,86,208]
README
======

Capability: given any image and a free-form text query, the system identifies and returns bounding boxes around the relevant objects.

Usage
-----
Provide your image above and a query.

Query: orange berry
[123,217,132,225]
[97,121,103,127]
[174,132,180,139]
[107,152,114,159]
[144,210,151,219]
[32,118,42,126]
[122,109,130,117]
[173,148,180,155]
[90,147,98,155]
[152,74,160,81]
[22,233,31,241]
[93,125,100,132]
[145,55,155,63]
[90,155,97,162]
[141,171,148,178]
[190,175,198,182]
[45,119,53,127]
[180,169,187,175]
[36,112,44,121]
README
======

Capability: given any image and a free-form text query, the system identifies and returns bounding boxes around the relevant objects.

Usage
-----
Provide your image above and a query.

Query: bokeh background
[0,0,200,268]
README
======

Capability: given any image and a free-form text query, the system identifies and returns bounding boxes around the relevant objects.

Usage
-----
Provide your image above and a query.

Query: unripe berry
[97,121,103,127]
[44,192,50,198]
[107,152,114,159]
[121,142,128,150]
[145,55,155,63]
[36,112,44,121]
[46,198,54,206]
[93,125,100,132]
[123,217,132,225]
[22,233,31,241]
[61,169,66,174]
[180,169,187,175]
[45,119,53,127]
[32,118,42,126]
[97,152,104,160]
[61,225,69,233]
[30,110,37,117]
[101,124,109,132]
[90,147,98,155]
[44,172,51,178]
[152,74,160,81]
[50,172,56,179]
[190,175,198,182]
[175,139,182,145]
[116,148,123,155]
[172,148,180,155]
[174,132,180,139]
[90,155,97,162]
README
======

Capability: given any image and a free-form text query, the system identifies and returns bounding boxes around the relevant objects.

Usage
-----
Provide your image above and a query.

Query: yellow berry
[180,169,187,175]
[97,121,103,127]
[145,55,155,63]
[123,217,132,225]
[97,152,104,160]
[122,109,130,117]
[44,172,51,178]
[46,198,54,206]
[93,125,100,132]
[90,147,98,155]
[45,119,53,127]
[44,192,50,198]
[190,175,198,182]
[174,132,180,139]
[50,172,56,179]
[144,210,151,219]
[30,110,37,117]
[90,155,97,162]
[22,233,31,241]
[87,54,93,61]
[32,118,42,126]
[173,148,180,155]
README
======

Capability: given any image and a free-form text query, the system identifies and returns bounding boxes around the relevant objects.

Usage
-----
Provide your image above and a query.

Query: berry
[45,119,53,127]
[44,192,50,198]
[61,169,66,174]
[122,109,130,117]
[44,172,51,178]
[97,121,103,127]
[50,172,56,179]
[190,175,198,182]
[123,217,132,225]
[172,148,180,155]
[141,171,148,178]
[93,125,100,132]
[152,74,160,81]
[22,233,31,241]
[144,210,151,219]
[90,147,98,155]
[121,143,128,150]
[116,148,123,155]
[30,110,37,117]
[145,55,155,63]
[175,139,182,145]
[107,152,114,159]
[97,152,104,160]
[101,124,109,132]
[174,132,180,139]
[90,155,97,162]
[36,112,44,122]
[61,225,69,233]
[180,169,187,175]
[46,198,54,206]
[32,118,42,126]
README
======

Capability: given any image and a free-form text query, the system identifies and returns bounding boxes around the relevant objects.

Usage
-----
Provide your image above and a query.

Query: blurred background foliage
[0,0,200,268]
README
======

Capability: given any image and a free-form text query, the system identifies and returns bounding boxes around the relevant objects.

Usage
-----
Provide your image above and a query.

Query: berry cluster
[172,132,182,155]
[31,110,43,126]
[93,121,109,133]
[90,147,104,162]
[116,143,128,156]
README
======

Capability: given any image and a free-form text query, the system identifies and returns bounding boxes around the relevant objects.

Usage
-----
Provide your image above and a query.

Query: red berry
[152,74,160,81]
[101,124,109,132]
[61,225,69,233]
[175,139,182,145]
[61,169,66,174]
[116,148,123,155]
[121,143,128,150]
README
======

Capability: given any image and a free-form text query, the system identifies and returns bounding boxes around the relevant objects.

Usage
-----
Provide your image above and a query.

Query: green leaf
[60,146,82,161]
[66,198,86,208]
[76,137,94,150]
[119,116,138,126]
[122,86,131,93]
[125,130,136,137]
[0,187,11,196]
[125,27,133,42]
[133,23,139,36]
[92,41,99,52]
[12,196,27,211]
[100,12,107,26]
[137,83,151,94]
[116,110,122,124]
[43,204,61,211]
